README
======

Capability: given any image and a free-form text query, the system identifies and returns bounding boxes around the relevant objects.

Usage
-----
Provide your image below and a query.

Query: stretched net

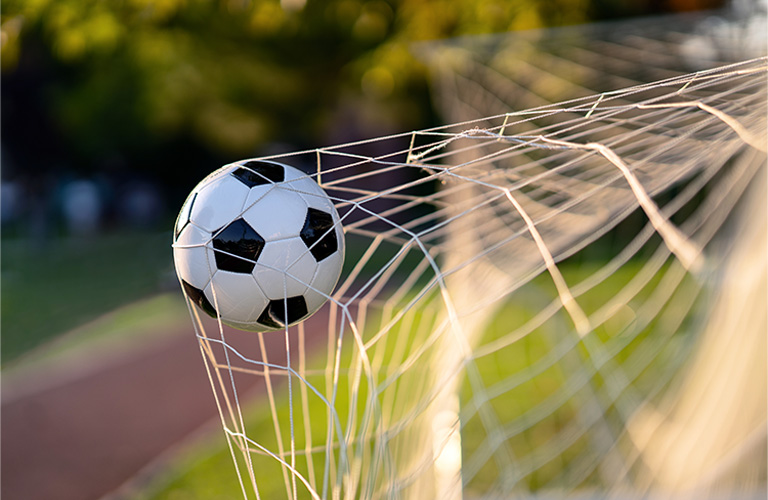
[180,12,767,500]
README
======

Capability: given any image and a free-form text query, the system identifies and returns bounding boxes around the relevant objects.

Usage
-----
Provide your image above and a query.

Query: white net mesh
[179,12,767,500]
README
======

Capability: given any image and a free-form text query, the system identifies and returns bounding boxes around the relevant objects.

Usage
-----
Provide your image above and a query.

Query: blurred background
[1,0,727,360]
[1,0,742,499]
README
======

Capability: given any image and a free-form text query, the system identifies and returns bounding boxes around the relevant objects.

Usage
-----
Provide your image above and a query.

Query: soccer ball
[172,160,344,332]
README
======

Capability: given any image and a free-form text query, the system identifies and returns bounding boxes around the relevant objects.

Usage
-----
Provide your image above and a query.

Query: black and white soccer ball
[172,160,344,332]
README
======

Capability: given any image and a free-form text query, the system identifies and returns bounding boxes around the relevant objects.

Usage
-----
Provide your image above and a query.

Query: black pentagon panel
[212,218,265,273]
[174,193,197,242]
[300,208,338,262]
[181,279,217,318]
[257,296,309,329]
[231,161,285,188]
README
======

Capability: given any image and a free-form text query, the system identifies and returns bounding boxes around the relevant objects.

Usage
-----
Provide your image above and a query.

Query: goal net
[180,11,767,500]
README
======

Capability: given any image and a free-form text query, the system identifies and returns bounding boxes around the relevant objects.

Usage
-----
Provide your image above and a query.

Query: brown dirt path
[1,307,332,500]
[1,326,220,500]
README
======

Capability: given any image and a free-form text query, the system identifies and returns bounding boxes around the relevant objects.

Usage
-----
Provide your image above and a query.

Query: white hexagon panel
[172,160,345,332]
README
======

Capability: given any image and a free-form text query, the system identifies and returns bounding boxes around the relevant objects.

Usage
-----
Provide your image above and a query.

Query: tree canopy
[1,0,716,191]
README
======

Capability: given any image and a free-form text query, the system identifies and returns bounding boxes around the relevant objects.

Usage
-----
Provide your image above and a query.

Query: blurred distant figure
[117,180,164,229]
[61,178,102,236]
[1,180,20,227]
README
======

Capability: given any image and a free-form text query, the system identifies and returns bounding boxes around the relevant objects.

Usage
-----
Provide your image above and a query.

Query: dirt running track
[1,312,330,500]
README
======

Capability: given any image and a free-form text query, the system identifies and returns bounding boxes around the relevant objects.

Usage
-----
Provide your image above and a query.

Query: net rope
[180,12,767,500]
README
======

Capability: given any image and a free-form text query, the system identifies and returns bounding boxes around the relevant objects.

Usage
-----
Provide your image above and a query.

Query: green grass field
[1,231,175,364]
[1,229,693,499]
[0,223,692,499]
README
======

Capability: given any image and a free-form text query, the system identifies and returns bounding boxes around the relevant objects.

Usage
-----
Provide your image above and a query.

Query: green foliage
[0,0,604,171]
